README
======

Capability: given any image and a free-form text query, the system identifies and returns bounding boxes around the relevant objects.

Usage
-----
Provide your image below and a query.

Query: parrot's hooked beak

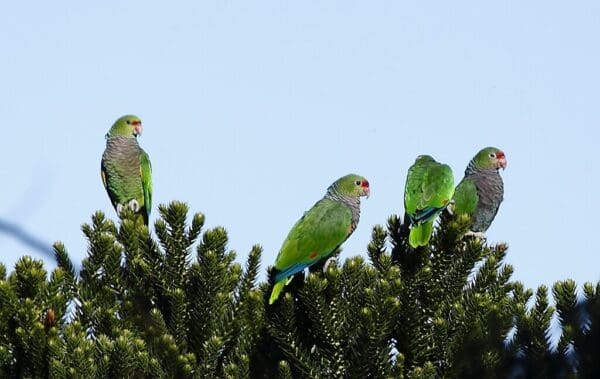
[132,121,143,136]
[500,159,508,170]
[361,180,370,198]
[496,152,507,170]
[497,157,507,170]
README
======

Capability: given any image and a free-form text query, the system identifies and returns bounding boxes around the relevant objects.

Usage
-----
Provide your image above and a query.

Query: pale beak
[498,158,507,170]
[134,123,143,136]
[363,187,370,199]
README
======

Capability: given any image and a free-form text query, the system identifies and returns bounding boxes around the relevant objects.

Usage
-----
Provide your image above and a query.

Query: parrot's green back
[404,155,454,247]
[101,115,152,225]
[269,174,370,304]
[274,198,352,272]
[452,178,478,216]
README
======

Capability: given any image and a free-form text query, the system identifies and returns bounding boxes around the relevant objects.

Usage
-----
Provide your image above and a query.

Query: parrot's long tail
[269,277,293,305]
[408,221,433,248]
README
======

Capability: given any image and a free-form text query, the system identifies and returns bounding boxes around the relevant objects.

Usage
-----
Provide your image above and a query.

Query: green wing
[100,164,117,209]
[420,163,454,210]
[405,158,454,248]
[404,160,426,216]
[139,149,153,224]
[275,198,352,272]
[269,198,352,304]
[452,178,477,217]
[405,159,454,222]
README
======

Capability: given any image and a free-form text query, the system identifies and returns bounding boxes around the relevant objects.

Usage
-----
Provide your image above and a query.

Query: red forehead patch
[361,180,369,187]
[495,151,505,159]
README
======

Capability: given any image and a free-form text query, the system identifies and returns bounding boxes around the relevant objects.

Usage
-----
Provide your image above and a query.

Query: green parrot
[101,115,152,225]
[452,147,506,236]
[269,174,370,304]
[404,155,454,248]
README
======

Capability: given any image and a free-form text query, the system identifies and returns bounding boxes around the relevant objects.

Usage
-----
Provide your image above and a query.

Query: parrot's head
[473,147,507,171]
[330,174,370,198]
[415,155,435,164]
[106,115,143,139]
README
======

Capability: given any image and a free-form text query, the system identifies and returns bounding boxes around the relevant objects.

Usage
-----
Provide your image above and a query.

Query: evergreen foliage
[0,201,599,378]
[0,202,262,378]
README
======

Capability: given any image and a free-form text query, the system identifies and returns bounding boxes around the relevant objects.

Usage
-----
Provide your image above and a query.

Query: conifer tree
[261,212,519,378]
[0,201,263,378]
[2,202,600,378]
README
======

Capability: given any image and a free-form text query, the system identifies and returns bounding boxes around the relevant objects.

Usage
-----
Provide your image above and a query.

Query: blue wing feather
[275,262,310,282]
[409,205,447,224]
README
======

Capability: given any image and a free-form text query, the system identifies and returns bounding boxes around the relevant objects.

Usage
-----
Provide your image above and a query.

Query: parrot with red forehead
[452,147,507,235]
[269,174,370,304]
[404,155,455,248]
[101,115,152,225]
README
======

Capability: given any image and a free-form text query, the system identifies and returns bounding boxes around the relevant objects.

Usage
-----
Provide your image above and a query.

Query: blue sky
[1,2,598,293]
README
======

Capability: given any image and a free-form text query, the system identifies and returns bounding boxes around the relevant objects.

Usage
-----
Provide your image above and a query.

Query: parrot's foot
[323,256,338,273]
[127,199,141,213]
[446,201,456,216]
[116,204,125,216]
[464,231,486,240]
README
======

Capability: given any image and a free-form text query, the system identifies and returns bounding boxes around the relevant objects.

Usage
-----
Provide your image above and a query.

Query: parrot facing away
[269,174,370,304]
[452,147,506,236]
[101,115,153,225]
[404,155,454,248]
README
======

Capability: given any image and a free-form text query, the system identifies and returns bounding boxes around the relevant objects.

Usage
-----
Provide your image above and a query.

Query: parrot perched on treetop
[452,147,506,236]
[269,174,370,304]
[404,155,454,248]
[101,115,153,225]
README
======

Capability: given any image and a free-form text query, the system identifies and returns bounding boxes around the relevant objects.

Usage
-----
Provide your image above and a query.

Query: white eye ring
[489,153,496,158]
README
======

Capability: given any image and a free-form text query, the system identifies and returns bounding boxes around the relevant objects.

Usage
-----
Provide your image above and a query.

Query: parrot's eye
[355,180,361,185]
[126,120,131,125]
[489,153,496,158]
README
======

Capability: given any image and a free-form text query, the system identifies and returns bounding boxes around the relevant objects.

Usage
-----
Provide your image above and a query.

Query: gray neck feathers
[464,160,503,186]
[464,160,479,176]
[472,169,504,193]
[103,136,142,169]
[464,161,504,232]
[326,184,361,231]
[105,136,140,152]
